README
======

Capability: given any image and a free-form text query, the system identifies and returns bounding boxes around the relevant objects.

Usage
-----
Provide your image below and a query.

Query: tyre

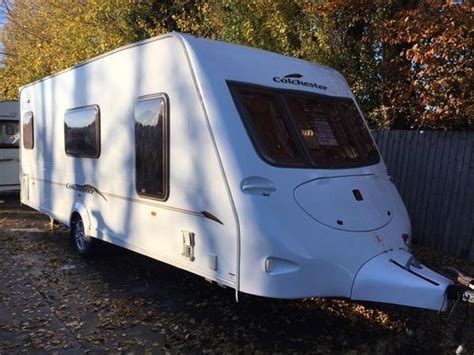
[71,214,97,257]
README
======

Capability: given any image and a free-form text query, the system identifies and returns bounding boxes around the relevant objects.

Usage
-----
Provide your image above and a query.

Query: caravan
[0,100,20,192]
[20,33,456,311]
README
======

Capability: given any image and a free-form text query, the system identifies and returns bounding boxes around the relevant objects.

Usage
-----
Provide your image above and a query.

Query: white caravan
[20,32,454,311]
[0,100,20,192]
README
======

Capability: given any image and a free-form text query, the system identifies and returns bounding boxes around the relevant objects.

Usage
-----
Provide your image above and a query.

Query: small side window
[23,111,34,149]
[64,105,100,158]
[0,120,20,148]
[135,94,169,200]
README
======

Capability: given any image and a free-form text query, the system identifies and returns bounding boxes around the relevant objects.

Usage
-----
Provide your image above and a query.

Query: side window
[64,105,100,158]
[135,94,169,200]
[23,111,34,149]
[0,120,20,148]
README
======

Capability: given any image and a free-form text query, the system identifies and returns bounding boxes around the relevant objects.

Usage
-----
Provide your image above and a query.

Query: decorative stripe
[29,176,221,222]
[201,210,224,225]
[102,191,204,218]
[65,183,107,201]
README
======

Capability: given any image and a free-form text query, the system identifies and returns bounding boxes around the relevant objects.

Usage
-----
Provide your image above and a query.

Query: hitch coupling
[445,267,474,304]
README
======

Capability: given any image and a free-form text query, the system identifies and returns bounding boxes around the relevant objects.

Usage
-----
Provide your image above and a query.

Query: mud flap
[351,249,452,311]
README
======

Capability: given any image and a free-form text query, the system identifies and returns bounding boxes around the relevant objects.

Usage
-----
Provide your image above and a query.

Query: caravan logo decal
[66,183,107,201]
[273,73,327,90]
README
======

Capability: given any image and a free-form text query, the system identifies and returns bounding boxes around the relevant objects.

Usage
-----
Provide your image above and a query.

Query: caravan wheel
[71,215,96,257]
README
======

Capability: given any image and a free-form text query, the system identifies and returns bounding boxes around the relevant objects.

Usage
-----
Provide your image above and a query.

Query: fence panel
[373,130,474,260]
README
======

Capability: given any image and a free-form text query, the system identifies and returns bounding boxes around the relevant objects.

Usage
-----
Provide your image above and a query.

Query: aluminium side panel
[20,35,238,287]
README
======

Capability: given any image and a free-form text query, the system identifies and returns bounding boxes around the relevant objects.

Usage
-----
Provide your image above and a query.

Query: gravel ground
[0,193,473,354]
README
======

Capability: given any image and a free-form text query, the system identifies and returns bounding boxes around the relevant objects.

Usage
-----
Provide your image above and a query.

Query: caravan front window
[283,93,379,168]
[231,88,305,166]
[0,120,20,149]
[229,82,380,169]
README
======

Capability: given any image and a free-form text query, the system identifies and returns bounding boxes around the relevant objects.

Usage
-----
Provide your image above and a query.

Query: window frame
[134,93,170,202]
[0,119,20,149]
[227,80,380,169]
[22,111,34,150]
[64,104,101,159]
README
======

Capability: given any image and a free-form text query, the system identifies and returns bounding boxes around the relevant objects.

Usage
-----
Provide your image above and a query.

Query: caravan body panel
[179,34,450,309]
[20,35,238,287]
[351,249,452,310]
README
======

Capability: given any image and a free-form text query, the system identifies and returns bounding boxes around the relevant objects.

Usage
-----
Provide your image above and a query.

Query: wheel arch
[69,202,92,236]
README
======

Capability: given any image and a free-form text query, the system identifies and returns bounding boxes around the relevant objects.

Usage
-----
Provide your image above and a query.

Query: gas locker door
[294,174,395,232]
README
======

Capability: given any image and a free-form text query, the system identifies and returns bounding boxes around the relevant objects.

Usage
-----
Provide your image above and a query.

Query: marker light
[402,233,411,246]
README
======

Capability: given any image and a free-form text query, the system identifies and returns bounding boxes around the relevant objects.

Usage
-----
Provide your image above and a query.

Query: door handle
[240,176,276,196]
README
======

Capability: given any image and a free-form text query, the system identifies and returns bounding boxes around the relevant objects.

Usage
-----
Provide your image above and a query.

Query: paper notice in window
[313,121,338,146]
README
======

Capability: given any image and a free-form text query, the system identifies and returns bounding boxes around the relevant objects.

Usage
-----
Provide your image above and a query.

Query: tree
[311,0,473,129]
[1,0,471,129]
[175,0,312,58]
[381,1,473,129]
[0,0,170,99]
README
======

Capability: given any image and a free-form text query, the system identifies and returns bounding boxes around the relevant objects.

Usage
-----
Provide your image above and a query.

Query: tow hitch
[445,267,474,305]
[443,267,474,352]
[462,290,474,304]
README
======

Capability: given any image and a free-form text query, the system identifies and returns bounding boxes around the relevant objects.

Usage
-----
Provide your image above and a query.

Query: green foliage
[0,0,471,129]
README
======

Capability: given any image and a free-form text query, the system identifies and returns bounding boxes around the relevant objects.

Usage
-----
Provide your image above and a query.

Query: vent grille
[181,231,195,262]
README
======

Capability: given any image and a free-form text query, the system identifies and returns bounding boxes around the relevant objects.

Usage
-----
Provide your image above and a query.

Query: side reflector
[402,233,411,246]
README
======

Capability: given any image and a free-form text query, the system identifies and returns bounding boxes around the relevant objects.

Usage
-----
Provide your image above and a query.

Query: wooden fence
[372,130,474,260]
